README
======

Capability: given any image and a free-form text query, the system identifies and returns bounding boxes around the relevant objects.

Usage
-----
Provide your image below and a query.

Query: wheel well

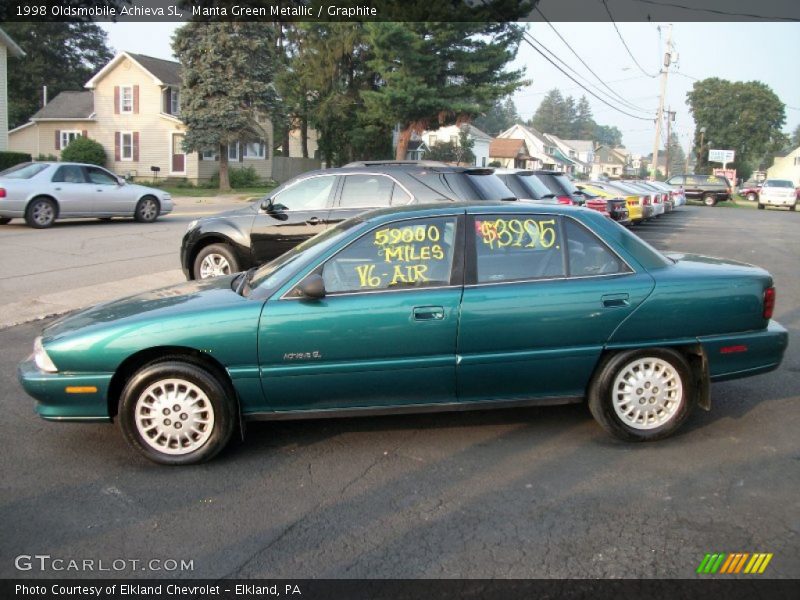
[27,195,60,217]
[187,235,235,278]
[137,194,159,207]
[107,346,239,420]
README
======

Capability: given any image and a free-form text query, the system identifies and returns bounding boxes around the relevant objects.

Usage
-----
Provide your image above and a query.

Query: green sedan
[19,203,788,465]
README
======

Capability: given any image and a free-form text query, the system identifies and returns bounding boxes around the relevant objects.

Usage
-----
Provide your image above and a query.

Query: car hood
[124,183,169,197]
[43,275,244,343]
[202,203,259,220]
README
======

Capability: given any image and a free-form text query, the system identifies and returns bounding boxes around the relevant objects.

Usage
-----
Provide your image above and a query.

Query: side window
[274,176,335,211]
[666,175,683,186]
[339,174,394,208]
[473,215,566,283]
[391,184,412,205]
[564,218,630,277]
[52,165,86,184]
[319,217,458,294]
[685,176,698,186]
[86,167,118,185]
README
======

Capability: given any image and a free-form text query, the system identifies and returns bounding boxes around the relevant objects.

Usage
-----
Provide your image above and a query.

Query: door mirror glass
[297,273,326,299]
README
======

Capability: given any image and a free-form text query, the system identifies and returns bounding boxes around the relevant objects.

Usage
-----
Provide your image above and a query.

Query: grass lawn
[157,184,277,199]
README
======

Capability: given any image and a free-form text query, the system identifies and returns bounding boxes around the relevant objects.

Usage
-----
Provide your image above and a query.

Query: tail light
[642,196,650,206]
[763,287,776,319]
[0,187,6,198]
[557,196,574,205]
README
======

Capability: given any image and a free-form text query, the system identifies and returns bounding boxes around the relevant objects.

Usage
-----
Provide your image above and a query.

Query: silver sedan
[0,162,173,228]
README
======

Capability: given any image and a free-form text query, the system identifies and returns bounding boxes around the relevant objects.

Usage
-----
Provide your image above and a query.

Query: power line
[630,0,798,22]
[535,7,654,114]
[514,75,653,98]
[602,0,660,78]
[521,31,655,122]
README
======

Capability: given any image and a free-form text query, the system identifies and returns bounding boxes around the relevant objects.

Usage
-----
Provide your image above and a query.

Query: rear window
[765,180,793,188]
[536,173,578,196]
[0,162,49,179]
[464,173,515,200]
[515,174,552,199]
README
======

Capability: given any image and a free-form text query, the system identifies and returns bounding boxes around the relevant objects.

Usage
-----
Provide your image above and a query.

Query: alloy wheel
[611,357,684,430]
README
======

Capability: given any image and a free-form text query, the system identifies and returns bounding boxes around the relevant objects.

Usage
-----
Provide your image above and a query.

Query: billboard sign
[709,149,735,164]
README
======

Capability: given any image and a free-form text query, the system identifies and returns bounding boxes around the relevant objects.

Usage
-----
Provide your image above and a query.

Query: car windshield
[245,217,365,297]
[765,180,793,188]
[515,174,552,199]
[0,162,49,179]
[466,173,515,200]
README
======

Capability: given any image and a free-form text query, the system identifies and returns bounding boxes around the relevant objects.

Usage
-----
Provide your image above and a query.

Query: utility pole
[664,107,676,178]
[650,23,673,181]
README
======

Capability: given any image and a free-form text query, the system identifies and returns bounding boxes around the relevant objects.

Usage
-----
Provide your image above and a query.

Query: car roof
[294,164,498,177]
[360,200,587,223]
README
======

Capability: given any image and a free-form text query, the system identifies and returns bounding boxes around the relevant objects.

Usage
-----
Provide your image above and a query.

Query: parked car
[633,181,673,213]
[648,180,685,207]
[665,174,732,207]
[0,162,172,228]
[494,168,558,203]
[757,179,797,211]
[574,186,630,226]
[531,169,583,205]
[738,180,762,202]
[589,180,655,221]
[19,202,788,464]
[620,181,665,216]
[181,162,516,279]
[579,182,643,224]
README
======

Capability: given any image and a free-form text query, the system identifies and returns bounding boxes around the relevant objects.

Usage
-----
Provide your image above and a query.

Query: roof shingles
[31,91,94,120]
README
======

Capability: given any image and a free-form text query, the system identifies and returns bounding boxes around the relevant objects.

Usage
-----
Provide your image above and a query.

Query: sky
[99,21,800,156]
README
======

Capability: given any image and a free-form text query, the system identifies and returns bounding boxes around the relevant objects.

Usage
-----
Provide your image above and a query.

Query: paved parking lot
[1,205,798,579]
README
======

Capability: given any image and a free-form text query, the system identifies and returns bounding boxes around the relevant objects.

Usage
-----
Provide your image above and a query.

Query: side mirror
[117,177,126,186]
[260,197,273,211]
[297,274,326,299]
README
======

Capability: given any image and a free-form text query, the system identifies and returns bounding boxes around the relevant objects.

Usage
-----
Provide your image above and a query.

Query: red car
[739,181,762,202]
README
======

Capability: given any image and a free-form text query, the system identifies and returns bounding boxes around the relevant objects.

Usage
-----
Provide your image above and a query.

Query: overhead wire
[601,0,660,78]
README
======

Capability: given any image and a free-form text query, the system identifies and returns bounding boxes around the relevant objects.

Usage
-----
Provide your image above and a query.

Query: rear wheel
[134,196,160,223]
[0,217,11,225]
[758,203,765,210]
[702,194,717,207]
[25,197,57,228]
[791,203,797,212]
[746,192,757,202]
[194,243,240,279]
[588,348,694,442]
[118,360,235,465]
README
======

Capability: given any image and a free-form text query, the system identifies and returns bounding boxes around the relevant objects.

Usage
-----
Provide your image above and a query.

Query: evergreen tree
[173,23,280,191]
[473,96,520,136]
[363,22,526,161]
[791,124,800,147]
[593,124,623,147]
[4,23,114,129]
[665,132,686,177]
[573,96,595,139]
[531,89,567,135]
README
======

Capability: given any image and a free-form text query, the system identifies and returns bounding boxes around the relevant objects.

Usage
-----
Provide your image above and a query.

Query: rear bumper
[18,357,112,422]
[700,320,789,382]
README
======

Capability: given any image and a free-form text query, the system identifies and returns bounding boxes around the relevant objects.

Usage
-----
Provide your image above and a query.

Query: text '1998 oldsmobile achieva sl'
[19,202,787,464]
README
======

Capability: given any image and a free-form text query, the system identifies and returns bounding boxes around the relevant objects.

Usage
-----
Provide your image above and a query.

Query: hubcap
[611,357,683,430]
[200,253,231,278]
[139,199,157,220]
[33,202,54,225]
[134,378,215,455]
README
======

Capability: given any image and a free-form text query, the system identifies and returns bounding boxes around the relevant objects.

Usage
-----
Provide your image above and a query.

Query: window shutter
[133,85,139,114]
[81,130,88,139]
[114,132,121,161]
[238,143,243,163]
[164,90,170,114]
[114,86,120,115]
[133,132,139,161]
[55,130,61,151]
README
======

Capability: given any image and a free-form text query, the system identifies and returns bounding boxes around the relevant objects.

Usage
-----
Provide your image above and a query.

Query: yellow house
[8,51,273,184]
[767,146,800,187]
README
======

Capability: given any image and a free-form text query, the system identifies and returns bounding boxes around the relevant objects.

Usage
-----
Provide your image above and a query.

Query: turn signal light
[763,287,776,319]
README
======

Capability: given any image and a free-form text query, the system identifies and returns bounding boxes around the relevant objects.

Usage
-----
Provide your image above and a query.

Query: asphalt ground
[0,205,798,579]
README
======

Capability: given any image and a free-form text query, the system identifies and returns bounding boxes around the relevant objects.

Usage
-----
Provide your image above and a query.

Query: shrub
[60,137,106,166]
[36,153,58,162]
[209,166,261,188]
[0,151,32,172]
[488,160,501,167]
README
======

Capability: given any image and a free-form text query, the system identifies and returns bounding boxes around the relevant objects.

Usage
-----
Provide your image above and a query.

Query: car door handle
[96,189,104,192]
[413,306,445,321]
[602,293,630,308]
[306,217,321,225]
[54,187,61,191]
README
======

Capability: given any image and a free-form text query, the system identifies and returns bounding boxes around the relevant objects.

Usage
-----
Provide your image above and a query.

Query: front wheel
[702,194,717,207]
[134,196,160,223]
[746,192,757,202]
[194,243,240,279]
[758,203,765,210]
[119,361,235,465]
[588,348,694,442]
[25,197,57,228]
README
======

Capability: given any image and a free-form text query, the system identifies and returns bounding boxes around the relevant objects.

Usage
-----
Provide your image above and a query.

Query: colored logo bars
[697,553,773,574]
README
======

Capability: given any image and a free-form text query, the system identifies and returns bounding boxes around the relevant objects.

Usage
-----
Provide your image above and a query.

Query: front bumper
[700,320,789,382]
[18,357,112,422]
[761,196,795,206]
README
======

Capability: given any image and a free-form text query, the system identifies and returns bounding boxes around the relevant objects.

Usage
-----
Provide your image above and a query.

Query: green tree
[687,78,785,177]
[427,127,476,166]
[363,22,526,161]
[4,23,114,129]
[60,137,106,166]
[791,124,800,147]
[572,96,595,139]
[531,89,568,135]
[593,124,623,147]
[473,96,520,136]
[665,132,686,177]
[173,22,280,191]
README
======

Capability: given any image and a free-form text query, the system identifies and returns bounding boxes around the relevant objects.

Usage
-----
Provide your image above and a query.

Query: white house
[497,124,565,171]
[421,124,492,167]
[0,27,26,151]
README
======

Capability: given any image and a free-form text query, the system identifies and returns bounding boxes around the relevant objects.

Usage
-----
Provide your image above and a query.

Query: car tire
[746,192,757,202]
[134,196,160,223]
[588,348,694,442]
[194,243,240,279]
[118,360,235,465]
[25,197,57,228]
[0,217,11,225]
[757,203,765,210]
[702,194,717,207]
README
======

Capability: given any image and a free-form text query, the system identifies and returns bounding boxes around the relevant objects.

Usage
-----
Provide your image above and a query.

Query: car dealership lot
[1,205,798,578]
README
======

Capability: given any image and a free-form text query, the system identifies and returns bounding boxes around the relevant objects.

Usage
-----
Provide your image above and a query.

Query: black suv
[664,173,731,206]
[181,162,516,279]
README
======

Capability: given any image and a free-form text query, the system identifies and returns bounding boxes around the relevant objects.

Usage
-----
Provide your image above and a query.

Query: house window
[202,149,217,160]
[60,130,82,149]
[243,142,266,159]
[121,132,134,161]
[120,86,133,113]
[228,143,239,161]
[170,89,180,115]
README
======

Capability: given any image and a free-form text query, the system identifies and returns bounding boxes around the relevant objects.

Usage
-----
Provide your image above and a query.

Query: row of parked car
[738,178,799,210]
[181,162,687,280]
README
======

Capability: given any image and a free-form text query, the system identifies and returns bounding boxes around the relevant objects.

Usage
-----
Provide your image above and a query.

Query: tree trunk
[301,116,309,159]
[282,130,290,157]
[395,125,411,161]
[219,143,231,191]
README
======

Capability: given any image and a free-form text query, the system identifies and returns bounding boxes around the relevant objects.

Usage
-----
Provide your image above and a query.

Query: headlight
[33,336,58,373]
[187,219,198,232]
